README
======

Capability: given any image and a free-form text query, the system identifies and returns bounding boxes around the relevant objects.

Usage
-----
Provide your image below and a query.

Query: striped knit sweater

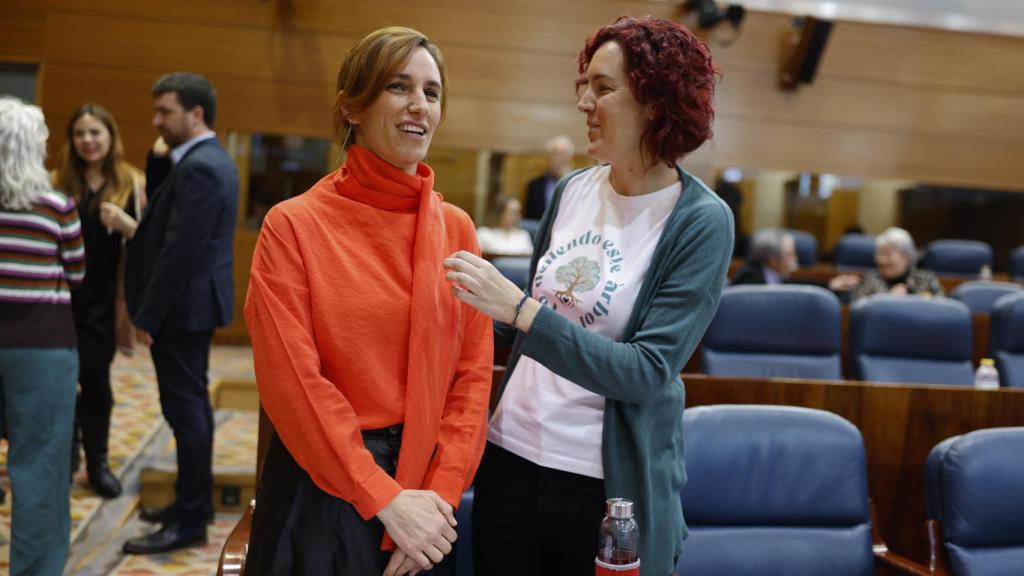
[0,189,85,348]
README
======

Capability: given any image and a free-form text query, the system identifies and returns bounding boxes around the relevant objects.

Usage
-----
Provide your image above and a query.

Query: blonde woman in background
[52,103,145,499]
[476,194,534,256]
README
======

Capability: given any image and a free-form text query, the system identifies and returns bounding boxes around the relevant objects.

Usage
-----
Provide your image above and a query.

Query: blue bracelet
[510,291,530,328]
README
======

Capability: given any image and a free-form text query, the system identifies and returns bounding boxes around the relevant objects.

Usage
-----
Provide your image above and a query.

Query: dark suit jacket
[730,261,770,285]
[125,138,239,335]
[524,173,556,220]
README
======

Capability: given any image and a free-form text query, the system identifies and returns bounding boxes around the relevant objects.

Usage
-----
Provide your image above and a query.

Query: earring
[336,124,354,166]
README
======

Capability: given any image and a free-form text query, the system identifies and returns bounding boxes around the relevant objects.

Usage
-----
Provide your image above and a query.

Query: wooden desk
[682,373,1024,564]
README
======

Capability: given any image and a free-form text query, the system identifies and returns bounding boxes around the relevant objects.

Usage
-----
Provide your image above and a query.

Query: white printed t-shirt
[488,165,681,478]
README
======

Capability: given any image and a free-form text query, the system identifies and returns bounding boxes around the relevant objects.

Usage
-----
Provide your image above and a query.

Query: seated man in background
[731,228,797,285]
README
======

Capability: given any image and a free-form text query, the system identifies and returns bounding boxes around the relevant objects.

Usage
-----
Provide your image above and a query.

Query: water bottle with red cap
[595,498,640,575]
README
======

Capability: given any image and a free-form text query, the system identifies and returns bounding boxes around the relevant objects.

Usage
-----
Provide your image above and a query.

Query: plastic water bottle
[595,498,640,576]
[979,265,993,280]
[974,358,1000,390]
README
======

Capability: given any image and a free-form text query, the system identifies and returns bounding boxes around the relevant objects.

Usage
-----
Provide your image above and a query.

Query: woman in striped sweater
[0,96,84,575]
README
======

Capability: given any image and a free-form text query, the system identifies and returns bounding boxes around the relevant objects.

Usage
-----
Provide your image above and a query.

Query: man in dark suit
[122,72,238,554]
[731,228,798,285]
[523,134,574,220]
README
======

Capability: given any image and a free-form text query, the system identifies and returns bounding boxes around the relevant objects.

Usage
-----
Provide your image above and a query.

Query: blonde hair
[333,26,448,149]
[0,97,50,211]
[53,103,139,211]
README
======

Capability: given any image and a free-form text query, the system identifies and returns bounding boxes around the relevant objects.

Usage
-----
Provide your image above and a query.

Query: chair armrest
[870,499,935,575]
[873,544,934,575]
[926,519,953,576]
[217,498,254,576]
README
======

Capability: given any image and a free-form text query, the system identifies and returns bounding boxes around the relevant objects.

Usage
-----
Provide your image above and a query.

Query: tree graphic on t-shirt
[554,256,600,307]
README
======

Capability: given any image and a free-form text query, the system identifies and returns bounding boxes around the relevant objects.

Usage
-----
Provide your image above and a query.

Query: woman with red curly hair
[444,15,734,576]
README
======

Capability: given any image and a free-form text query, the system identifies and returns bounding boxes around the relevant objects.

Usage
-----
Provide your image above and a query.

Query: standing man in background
[122,72,238,554]
[524,135,574,220]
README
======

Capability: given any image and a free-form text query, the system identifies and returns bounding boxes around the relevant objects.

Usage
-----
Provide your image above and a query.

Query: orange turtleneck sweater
[245,146,493,523]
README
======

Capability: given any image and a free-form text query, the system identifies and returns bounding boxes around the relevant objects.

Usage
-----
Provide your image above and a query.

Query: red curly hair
[578,16,720,167]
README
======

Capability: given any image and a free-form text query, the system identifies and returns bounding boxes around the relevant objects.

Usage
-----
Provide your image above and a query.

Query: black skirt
[246,427,455,576]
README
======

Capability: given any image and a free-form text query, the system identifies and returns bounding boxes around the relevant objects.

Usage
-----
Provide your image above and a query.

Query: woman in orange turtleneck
[243,27,492,576]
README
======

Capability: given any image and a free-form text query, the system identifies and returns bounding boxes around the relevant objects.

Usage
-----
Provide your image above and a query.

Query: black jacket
[125,138,238,334]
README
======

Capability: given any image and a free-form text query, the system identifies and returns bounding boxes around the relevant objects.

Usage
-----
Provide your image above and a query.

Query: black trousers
[76,329,116,468]
[150,330,214,530]
[472,442,607,576]
[76,329,115,416]
[247,427,455,576]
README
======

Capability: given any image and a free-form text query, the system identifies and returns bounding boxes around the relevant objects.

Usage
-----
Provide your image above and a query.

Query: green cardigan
[493,164,734,576]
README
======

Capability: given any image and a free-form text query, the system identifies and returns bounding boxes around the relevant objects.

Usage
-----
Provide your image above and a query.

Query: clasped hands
[378,490,458,576]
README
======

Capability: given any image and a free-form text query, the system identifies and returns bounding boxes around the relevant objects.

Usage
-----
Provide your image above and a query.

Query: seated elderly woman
[832,227,943,301]
[731,228,798,285]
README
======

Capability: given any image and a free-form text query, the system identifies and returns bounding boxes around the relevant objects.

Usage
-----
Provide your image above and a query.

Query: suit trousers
[0,347,77,576]
[150,330,214,529]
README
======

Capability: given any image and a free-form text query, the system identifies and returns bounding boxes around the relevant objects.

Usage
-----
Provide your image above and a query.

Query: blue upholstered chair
[519,218,540,243]
[701,285,842,379]
[925,428,1024,575]
[833,234,878,271]
[455,488,474,576]
[677,405,873,576]
[491,256,530,289]
[849,295,973,386]
[990,292,1024,388]
[1011,246,1024,280]
[950,280,1023,314]
[922,240,993,277]
[784,228,818,267]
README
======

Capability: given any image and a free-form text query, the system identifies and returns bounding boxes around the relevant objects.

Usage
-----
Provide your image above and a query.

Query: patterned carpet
[107,518,236,576]
[0,345,256,575]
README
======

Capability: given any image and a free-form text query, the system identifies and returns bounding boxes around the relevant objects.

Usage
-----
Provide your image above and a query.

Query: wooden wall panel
[716,69,1024,145]
[713,12,1024,94]
[42,64,334,138]
[823,21,1024,93]
[43,0,678,55]
[427,148,480,216]
[43,12,348,85]
[32,3,1024,189]
[711,116,1024,190]
[0,6,45,62]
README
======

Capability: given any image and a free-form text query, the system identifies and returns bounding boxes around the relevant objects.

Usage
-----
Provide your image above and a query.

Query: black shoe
[121,522,206,555]
[138,505,173,524]
[139,504,214,525]
[88,463,123,498]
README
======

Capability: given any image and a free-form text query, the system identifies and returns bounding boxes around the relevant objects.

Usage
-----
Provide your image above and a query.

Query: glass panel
[0,62,38,103]
[243,133,332,229]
